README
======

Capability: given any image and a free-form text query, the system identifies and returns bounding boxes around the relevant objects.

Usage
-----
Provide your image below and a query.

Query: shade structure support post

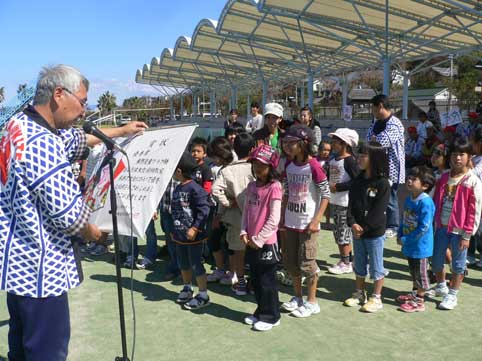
[262,79,269,109]
[382,55,391,96]
[180,94,184,121]
[300,82,305,108]
[342,74,348,112]
[169,97,174,121]
[402,71,409,120]
[307,73,314,110]
[231,85,237,109]
[210,91,216,121]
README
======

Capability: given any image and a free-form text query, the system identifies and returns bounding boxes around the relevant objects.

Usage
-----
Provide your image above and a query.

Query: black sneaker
[183,294,210,310]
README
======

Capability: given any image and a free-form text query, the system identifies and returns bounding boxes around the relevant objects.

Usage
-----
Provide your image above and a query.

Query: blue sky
[0,0,227,104]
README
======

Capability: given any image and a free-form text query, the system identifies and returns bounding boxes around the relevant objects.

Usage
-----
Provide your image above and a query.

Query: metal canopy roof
[136,0,482,95]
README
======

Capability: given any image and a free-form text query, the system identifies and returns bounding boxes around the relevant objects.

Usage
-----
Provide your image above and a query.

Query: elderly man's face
[53,84,87,129]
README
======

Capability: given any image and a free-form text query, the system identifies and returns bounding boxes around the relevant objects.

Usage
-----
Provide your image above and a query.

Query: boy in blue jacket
[397,166,436,312]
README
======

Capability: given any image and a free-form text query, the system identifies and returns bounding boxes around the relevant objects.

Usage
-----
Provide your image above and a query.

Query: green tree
[122,96,145,120]
[97,91,117,115]
[445,54,481,110]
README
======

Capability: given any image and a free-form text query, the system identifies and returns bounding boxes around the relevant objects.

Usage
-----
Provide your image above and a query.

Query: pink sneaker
[396,292,416,304]
[399,299,425,313]
[327,261,353,275]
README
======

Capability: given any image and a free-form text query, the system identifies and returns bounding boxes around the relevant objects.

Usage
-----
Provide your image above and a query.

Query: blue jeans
[144,219,158,262]
[176,243,206,277]
[432,228,467,275]
[7,292,70,361]
[126,236,139,259]
[161,212,179,275]
[353,235,386,280]
[386,184,400,230]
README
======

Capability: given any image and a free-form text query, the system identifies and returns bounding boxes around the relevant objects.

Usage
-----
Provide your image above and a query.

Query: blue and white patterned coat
[0,110,90,298]
[367,115,405,185]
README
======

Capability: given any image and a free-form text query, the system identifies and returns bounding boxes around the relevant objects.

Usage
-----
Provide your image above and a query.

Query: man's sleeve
[59,128,89,163]
[23,134,90,236]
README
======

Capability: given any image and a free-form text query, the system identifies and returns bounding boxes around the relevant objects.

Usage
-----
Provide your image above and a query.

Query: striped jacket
[367,115,405,185]
[0,108,89,298]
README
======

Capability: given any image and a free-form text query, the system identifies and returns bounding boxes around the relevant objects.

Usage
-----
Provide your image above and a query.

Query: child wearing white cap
[327,128,360,275]
[253,103,283,152]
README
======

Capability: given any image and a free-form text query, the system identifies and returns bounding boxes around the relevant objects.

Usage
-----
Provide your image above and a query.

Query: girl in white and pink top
[240,144,282,332]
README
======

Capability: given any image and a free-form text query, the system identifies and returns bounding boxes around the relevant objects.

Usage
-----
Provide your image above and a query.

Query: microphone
[82,121,127,155]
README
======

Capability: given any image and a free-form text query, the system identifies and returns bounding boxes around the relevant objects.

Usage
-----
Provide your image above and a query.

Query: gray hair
[33,64,89,105]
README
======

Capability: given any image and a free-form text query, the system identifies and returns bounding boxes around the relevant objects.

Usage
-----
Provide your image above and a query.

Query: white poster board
[84,125,197,238]
[441,107,462,128]
[343,105,353,122]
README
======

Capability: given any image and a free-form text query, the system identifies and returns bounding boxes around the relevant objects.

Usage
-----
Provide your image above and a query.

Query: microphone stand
[103,144,130,361]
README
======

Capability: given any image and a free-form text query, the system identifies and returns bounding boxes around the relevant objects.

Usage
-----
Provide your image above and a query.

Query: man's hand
[152,212,159,221]
[329,183,337,193]
[120,121,148,137]
[460,238,470,250]
[186,227,198,241]
[351,224,364,239]
[80,223,102,242]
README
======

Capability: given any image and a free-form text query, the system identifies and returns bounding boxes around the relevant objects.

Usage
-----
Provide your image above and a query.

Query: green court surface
[1,230,482,361]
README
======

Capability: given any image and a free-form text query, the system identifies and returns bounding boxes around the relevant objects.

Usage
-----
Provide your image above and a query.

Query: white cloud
[88,78,168,105]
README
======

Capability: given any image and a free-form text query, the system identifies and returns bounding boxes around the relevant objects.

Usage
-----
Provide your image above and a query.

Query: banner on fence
[441,107,462,128]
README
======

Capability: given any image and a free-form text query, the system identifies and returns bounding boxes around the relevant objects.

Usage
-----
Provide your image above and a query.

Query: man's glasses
[62,87,88,109]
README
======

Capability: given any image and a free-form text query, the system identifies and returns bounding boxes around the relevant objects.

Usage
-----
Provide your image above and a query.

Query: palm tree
[0,87,5,104]
[17,83,27,94]
[97,91,117,116]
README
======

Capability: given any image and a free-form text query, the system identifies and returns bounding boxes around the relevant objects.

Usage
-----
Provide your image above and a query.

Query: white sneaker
[384,229,397,239]
[439,293,457,310]
[466,255,477,265]
[432,283,449,297]
[219,272,238,286]
[291,301,320,318]
[207,269,226,283]
[280,297,303,312]
[244,315,258,325]
[176,287,193,304]
[328,261,353,275]
[253,319,280,331]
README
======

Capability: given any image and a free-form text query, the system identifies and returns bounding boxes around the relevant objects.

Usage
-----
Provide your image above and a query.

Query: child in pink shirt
[240,145,282,332]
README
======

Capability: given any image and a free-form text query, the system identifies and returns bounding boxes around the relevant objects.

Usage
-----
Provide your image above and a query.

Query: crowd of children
[82,98,482,331]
